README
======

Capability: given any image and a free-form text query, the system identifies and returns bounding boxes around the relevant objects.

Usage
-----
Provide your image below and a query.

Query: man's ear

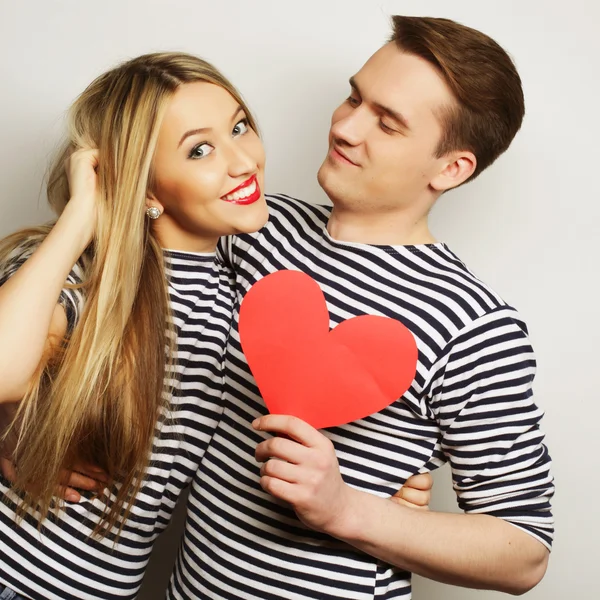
[430,151,477,192]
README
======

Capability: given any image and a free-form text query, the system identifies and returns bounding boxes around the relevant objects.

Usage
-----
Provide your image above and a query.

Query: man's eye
[347,96,360,107]
[189,143,214,160]
[379,121,396,134]
[233,118,249,136]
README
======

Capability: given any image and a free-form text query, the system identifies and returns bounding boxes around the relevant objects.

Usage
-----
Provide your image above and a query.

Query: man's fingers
[57,468,109,503]
[389,495,430,510]
[0,456,16,482]
[403,472,433,491]
[260,457,299,484]
[77,463,108,475]
[60,469,104,491]
[71,462,110,483]
[391,484,431,508]
[253,415,326,448]
[58,467,107,503]
[1,458,103,503]
[57,486,82,503]
[255,435,310,464]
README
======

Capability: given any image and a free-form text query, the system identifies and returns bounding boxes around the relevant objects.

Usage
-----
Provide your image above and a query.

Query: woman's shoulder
[0,225,87,331]
[0,227,51,283]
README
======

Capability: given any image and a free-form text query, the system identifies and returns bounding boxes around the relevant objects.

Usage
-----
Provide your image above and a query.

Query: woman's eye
[189,143,214,159]
[347,95,360,107]
[233,118,249,137]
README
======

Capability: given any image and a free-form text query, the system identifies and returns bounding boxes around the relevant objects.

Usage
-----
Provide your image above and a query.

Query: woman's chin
[233,202,269,235]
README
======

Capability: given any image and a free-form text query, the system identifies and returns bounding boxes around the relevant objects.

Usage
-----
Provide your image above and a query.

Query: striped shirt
[0,246,234,599]
[168,194,554,600]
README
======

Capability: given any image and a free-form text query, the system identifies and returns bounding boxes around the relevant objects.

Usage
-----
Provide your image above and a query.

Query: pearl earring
[146,206,161,220]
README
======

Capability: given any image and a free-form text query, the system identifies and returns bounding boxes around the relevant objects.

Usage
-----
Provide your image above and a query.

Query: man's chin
[316,160,328,185]
[317,164,347,205]
[316,162,339,199]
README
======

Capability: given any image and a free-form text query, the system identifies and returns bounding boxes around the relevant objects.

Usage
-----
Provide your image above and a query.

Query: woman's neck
[152,219,218,253]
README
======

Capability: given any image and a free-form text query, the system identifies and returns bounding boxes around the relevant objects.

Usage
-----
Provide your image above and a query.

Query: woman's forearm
[0,202,91,403]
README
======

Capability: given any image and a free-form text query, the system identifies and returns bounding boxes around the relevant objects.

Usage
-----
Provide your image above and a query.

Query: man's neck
[326,206,437,246]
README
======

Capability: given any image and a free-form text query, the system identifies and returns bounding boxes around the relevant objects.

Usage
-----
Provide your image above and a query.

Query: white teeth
[224,179,257,201]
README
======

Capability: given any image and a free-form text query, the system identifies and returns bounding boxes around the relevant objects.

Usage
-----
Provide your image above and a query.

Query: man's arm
[253,415,548,595]
[326,479,549,594]
[253,308,553,595]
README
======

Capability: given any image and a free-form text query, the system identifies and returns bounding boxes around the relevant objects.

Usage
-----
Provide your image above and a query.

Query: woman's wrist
[55,197,96,254]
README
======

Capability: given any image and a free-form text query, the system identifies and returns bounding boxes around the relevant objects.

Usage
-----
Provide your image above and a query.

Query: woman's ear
[145,191,164,214]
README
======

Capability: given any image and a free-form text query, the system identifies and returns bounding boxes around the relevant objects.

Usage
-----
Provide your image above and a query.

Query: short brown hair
[389,16,525,180]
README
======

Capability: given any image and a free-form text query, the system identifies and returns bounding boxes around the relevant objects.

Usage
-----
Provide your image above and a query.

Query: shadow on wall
[138,488,189,599]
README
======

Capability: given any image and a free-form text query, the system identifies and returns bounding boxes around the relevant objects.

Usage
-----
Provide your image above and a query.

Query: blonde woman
[0,52,269,600]
[0,53,430,600]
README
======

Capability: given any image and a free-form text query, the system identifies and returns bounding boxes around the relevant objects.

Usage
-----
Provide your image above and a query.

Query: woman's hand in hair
[64,147,100,247]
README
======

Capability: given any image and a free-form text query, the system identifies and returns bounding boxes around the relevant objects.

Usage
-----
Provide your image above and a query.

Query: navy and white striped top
[168,194,554,600]
[0,246,233,599]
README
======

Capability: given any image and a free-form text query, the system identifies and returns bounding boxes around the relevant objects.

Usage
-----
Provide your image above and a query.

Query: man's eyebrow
[348,76,411,132]
[349,76,360,95]
[177,105,245,148]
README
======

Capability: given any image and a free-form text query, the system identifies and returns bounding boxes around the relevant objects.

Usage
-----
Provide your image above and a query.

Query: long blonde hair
[0,52,258,537]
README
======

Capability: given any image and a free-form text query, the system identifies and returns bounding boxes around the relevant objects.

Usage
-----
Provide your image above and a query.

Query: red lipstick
[221,175,261,205]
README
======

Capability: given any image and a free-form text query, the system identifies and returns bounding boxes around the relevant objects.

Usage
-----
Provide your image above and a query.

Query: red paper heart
[239,270,418,430]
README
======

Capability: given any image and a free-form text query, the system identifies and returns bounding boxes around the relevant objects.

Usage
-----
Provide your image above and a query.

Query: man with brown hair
[169,16,553,599]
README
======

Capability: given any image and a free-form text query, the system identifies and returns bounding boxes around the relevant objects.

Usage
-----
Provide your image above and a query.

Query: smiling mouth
[221,175,261,205]
[330,146,359,167]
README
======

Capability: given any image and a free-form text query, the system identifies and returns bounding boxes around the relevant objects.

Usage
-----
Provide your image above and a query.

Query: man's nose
[330,106,370,146]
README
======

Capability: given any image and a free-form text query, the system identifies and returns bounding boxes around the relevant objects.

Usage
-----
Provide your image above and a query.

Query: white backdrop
[1,1,598,598]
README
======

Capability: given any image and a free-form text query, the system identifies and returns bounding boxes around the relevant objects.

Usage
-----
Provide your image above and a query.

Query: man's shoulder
[418,244,531,340]
[225,194,331,255]
[265,193,332,226]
